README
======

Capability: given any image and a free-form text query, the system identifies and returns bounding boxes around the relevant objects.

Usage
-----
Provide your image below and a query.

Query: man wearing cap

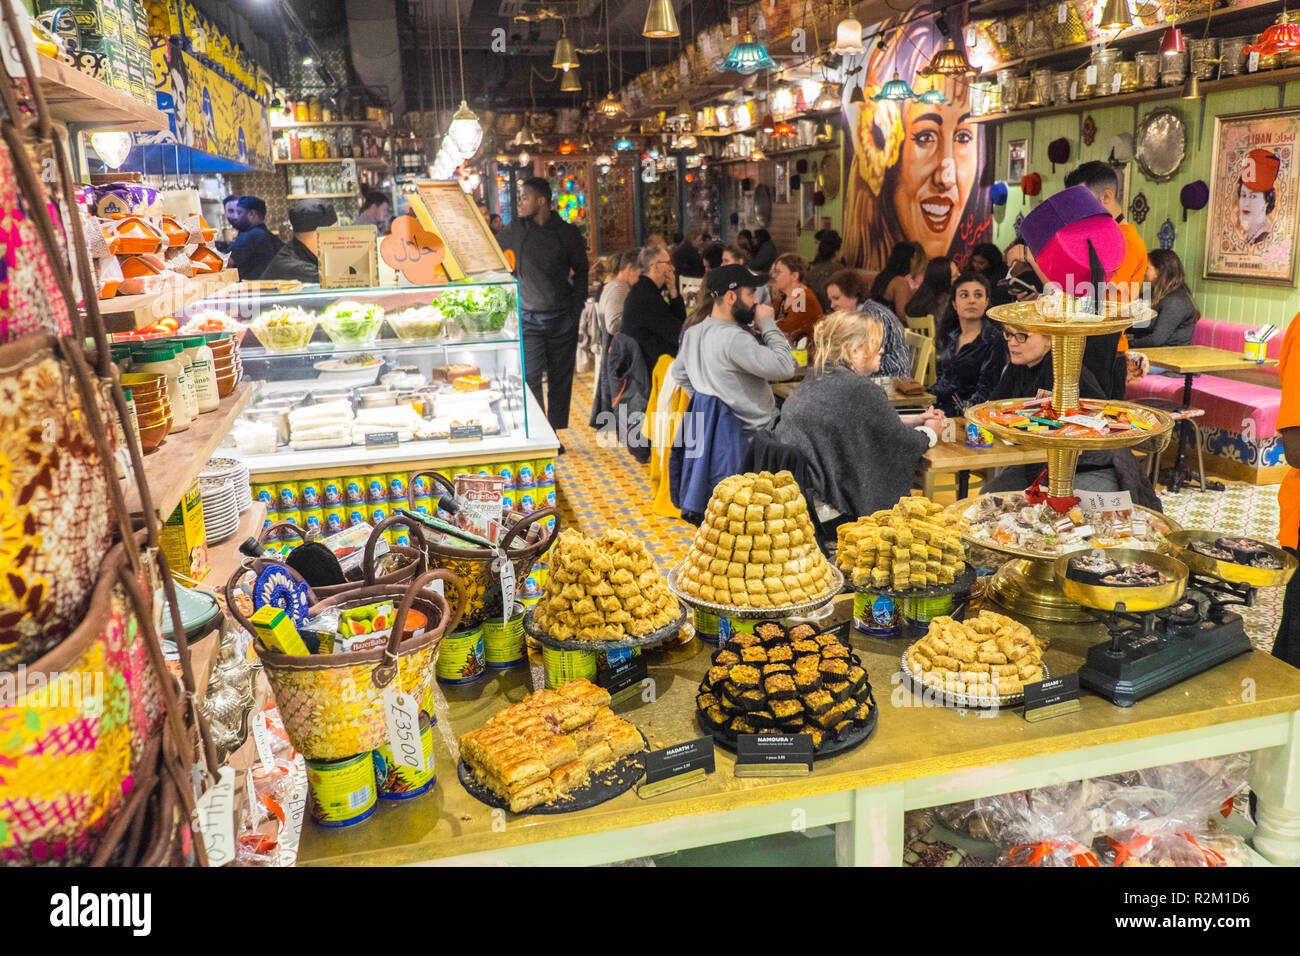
[1239,149,1280,247]
[496,176,589,439]
[670,264,795,431]
[261,199,338,283]
[226,196,282,280]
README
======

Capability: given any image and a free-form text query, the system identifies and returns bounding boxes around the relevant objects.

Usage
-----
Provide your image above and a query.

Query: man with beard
[671,264,795,431]
[226,196,282,280]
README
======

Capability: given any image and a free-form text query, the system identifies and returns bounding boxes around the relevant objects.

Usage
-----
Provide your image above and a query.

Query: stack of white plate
[201,478,241,544]
[201,457,254,513]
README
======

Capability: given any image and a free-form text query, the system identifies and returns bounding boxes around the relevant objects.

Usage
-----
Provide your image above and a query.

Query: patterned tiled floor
[553,373,1285,648]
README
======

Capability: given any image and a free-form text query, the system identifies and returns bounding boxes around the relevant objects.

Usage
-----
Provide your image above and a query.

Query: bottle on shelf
[308,96,322,123]
[295,100,310,123]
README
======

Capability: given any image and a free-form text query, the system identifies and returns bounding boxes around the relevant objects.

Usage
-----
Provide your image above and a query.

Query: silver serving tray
[666,564,845,621]
[899,646,1048,710]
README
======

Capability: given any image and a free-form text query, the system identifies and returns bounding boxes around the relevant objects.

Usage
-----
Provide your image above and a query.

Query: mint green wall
[991,83,1300,328]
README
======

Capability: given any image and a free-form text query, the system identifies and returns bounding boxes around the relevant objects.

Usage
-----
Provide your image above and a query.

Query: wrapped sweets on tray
[959,492,1175,556]
[974,395,1159,438]
[836,496,965,590]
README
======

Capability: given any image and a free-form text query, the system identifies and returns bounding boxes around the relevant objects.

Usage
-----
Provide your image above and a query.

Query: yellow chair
[903,329,934,385]
[904,313,937,386]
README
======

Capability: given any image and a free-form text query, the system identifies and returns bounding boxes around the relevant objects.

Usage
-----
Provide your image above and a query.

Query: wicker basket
[256,516,426,599]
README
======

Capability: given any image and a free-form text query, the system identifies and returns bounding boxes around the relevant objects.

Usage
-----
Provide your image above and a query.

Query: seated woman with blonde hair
[774,311,946,521]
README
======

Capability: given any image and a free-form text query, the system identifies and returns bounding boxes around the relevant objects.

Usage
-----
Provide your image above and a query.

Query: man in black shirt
[672,230,706,278]
[622,244,685,370]
[496,176,590,436]
[227,196,282,280]
[261,199,337,284]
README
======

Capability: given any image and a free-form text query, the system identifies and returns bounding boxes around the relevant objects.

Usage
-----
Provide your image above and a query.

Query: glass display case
[182,275,559,511]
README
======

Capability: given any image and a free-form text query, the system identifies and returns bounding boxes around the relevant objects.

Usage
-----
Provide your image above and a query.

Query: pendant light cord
[456,0,467,101]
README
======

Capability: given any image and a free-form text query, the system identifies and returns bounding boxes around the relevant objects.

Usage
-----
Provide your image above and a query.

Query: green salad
[431,285,515,337]
[386,305,446,340]
[319,301,386,344]
[252,306,316,351]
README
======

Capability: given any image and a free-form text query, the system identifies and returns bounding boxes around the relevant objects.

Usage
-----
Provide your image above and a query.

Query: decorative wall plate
[1136,108,1187,183]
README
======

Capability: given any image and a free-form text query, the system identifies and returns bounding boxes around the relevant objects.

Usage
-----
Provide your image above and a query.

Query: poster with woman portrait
[841,12,994,272]
[1204,107,1300,287]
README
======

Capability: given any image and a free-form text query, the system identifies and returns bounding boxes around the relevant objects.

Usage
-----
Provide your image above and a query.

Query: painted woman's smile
[920,196,955,232]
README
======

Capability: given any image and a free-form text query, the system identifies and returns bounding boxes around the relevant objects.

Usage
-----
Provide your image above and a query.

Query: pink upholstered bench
[1126,318,1284,483]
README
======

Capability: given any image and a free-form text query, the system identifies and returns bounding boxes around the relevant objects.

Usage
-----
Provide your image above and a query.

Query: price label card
[493,548,516,622]
[734,734,813,776]
[1070,80,1078,100]
[246,770,259,818]
[1112,73,1122,93]
[638,737,716,797]
[1058,3,1068,24]
[1249,51,1260,72]
[449,422,485,442]
[600,648,649,698]
[382,689,426,772]
[193,766,236,866]
[1085,64,1098,86]
[1076,489,1133,514]
[967,25,977,47]
[251,711,275,768]
[365,430,400,449]
[1022,673,1082,723]
[997,22,1007,42]
[1026,19,1034,39]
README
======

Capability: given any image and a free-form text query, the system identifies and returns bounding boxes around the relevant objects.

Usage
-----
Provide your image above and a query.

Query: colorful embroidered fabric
[0,143,73,344]
[0,342,117,669]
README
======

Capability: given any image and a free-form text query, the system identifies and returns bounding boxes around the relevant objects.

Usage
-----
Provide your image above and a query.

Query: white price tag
[0,0,38,79]
[1085,64,1098,86]
[251,711,275,768]
[1058,3,1068,24]
[1075,489,1133,514]
[382,688,426,772]
[1070,80,1078,100]
[246,770,259,818]
[1248,50,1260,72]
[731,15,739,35]
[997,22,1007,42]
[1112,73,1122,93]
[1089,806,1108,832]
[494,548,516,622]
[192,766,236,866]
[967,26,977,48]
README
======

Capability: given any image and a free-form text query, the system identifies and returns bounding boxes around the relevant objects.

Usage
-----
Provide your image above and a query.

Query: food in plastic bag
[973,779,1110,866]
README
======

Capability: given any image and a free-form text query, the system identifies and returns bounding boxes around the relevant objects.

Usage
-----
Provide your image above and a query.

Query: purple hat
[1180,180,1209,221]
[1021,185,1125,288]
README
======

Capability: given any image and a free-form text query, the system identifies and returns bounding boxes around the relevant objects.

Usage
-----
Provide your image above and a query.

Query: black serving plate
[696,690,878,760]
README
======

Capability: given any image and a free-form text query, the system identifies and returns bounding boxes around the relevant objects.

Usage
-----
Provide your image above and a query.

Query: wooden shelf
[36,55,169,132]
[205,500,266,590]
[126,381,254,521]
[969,63,1300,124]
[97,270,238,331]
[973,0,1281,78]
[275,157,388,166]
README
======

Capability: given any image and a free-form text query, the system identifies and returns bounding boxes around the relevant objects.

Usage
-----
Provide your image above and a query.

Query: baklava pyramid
[459,680,645,812]
[836,495,966,591]
[534,528,679,641]
[696,622,875,752]
[679,471,835,609]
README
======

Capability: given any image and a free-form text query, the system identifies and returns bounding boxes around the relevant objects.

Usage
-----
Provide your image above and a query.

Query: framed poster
[1007,138,1028,182]
[410,181,510,279]
[1204,107,1300,286]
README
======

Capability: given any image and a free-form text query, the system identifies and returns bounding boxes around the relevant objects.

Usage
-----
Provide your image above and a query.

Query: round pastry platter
[666,564,845,621]
[899,647,1048,710]
[1166,530,1299,589]
[986,300,1139,335]
[850,564,976,601]
[523,602,688,652]
[695,692,877,760]
[1052,547,1189,613]
[457,730,648,815]
[965,398,1175,453]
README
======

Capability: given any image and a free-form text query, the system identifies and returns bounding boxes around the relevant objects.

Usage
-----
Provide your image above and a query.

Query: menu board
[409,181,508,279]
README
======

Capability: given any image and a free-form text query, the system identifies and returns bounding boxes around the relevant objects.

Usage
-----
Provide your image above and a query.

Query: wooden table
[1140,346,1280,491]
[773,376,936,407]
[917,417,1046,498]
[297,595,1300,867]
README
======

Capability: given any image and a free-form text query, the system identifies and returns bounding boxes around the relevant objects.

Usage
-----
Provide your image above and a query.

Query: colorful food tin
[276,482,299,511]
[901,594,955,635]
[373,712,436,799]
[410,472,433,499]
[307,752,376,827]
[386,473,407,502]
[854,591,901,638]
[539,458,556,484]
[483,602,526,668]
[436,624,485,684]
[322,479,344,505]
[302,507,324,537]
[253,483,277,512]
[693,608,720,644]
[366,475,388,503]
[368,503,389,528]
[515,460,536,489]
[542,645,597,689]
[344,475,367,504]
[347,507,369,527]
[299,479,322,507]
[495,461,515,490]
[323,507,346,535]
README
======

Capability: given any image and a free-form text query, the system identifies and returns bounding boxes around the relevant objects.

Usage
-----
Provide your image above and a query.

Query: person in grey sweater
[671,265,796,431]
[1127,249,1200,349]
[775,311,945,519]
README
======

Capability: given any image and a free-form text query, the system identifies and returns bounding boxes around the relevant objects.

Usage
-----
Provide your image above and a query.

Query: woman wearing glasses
[983,323,1158,503]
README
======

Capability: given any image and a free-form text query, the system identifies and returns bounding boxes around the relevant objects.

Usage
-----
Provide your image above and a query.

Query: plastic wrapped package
[1098,754,1252,867]
[972,779,1110,866]
[932,800,998,841]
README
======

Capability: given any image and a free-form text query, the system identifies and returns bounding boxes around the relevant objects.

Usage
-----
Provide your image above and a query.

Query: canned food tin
[515,460,536,489]
[854,591,901,638]
[322,479,344,505]
[436,624,485,684]
[299,480,322,507]
[539,458,556,484]
[483,602,526,667]
[694,608,720,644]
[302,507,324,537]
[718,616,757,642]
[386,473,407,502]
[276,482,299,511]
[261,516,280,541]
[347,507,369,527]
[543,645,598,689]
[519,491,536,513]
[307,752,376,827]
[901,594,955,635]
[542,486,557,509]
[253,483,277,512]
[496,461,515,490]
[410,473,433,499]
[344,475,368,504]
[373,712,436,799]
[502,491,516,513]
[366,475,388,503]
[323,507,346,534]
[368,503,389,528]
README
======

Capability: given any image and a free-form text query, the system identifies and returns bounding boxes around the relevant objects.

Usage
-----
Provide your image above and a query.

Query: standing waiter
[1272,310,1300,668]
[496,176,589,449]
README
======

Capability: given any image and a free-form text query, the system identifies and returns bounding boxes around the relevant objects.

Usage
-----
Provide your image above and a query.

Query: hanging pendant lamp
[870,71,915,101]
[643,0,680,39]
[718,33,776,74]
[814,83,842,111]
[553,33,578,71]
[599,92,623,118]
[448,100,483,157]
[1098,0,1133,30]
[916,87,948,104]
[1245,17,1300,55]
[830,16,865,55]
[1159,24,1186,55]
[849,82,866,104]
[561,68,581,92]
[919,38,977,76]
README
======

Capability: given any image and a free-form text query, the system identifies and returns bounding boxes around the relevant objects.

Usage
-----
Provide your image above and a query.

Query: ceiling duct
[347,0,404,115]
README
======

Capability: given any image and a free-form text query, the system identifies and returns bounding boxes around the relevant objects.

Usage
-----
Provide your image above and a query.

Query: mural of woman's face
[893,99,977,259]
